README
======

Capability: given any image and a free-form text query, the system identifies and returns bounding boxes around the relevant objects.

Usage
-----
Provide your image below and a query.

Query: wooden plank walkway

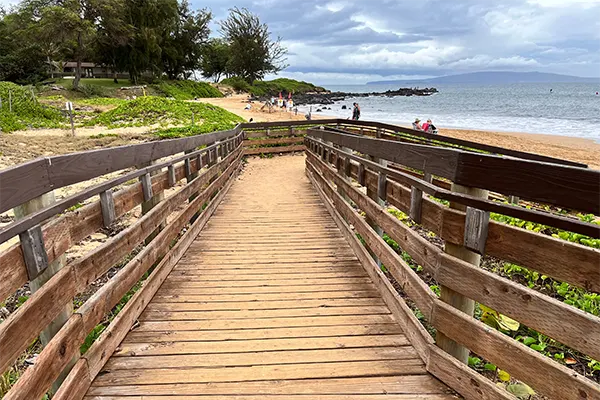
[85,155,456,399]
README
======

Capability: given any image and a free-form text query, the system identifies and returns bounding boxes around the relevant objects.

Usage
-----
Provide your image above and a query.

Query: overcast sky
[3,0,599,84]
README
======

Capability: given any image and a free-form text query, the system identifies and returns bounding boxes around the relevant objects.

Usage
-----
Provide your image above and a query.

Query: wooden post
[138,161,165,244]
[410,171,432,224]
[365,128,386,267]
[69,107,75,137]
[8,89,12,112]
[338,146,352,202]
[184,149,201,223]
[508,195,520,204]
[13,192,76,394]
[99,190,116,228]
[436,183,489,364]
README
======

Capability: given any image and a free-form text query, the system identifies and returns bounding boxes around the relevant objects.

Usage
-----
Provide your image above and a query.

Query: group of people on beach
[413,118,438,134]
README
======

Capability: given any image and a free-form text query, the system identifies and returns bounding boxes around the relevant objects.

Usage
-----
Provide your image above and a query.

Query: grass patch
[0,81,64,132]
[154,80,223,100]
[221,77,326,97]
[85,96,243,130]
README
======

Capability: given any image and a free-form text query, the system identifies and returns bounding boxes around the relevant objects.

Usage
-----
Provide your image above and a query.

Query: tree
[161,1,211,80]
[122,0,179,83]
[18,0,96,89]
[0,7,48,83]
[219,7,287,83]
[94,0,133,83]
[200,38,231,82]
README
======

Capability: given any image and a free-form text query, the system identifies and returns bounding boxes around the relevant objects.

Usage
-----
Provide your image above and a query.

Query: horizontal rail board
[0,149,242,376]
[306,131,600,213]
[3,149,242,400]
[307,149,600,362]
[0,128,238,214]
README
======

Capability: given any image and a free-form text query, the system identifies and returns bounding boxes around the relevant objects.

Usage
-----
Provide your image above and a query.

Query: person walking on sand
[352,103,361,120]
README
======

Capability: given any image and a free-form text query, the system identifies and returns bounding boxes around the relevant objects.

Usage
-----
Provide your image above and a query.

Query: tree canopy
[0,1,288,85]
[220,7,287,83]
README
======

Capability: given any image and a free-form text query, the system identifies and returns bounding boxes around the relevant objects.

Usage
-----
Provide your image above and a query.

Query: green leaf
[506,383,535,399]
[498,369,511,382]
[530,343,546,352]
[522,337,536,346]
[468,356,481,367]
[484,363,497,371]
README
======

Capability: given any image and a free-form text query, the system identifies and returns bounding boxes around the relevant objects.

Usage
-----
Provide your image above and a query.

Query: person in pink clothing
[421,119,430,132]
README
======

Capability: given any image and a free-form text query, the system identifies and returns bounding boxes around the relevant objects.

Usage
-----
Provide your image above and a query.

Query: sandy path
[193,94,324,123]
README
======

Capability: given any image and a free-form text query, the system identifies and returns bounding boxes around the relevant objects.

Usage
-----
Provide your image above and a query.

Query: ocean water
[299,83,600,140]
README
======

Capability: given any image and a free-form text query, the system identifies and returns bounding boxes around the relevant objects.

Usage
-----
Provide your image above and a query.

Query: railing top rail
[0,133,243,245]
[0,128,240,214]
[306,129,600,214]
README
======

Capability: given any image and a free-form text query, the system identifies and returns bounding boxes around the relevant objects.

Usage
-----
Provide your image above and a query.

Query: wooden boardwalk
[85,155,456,399]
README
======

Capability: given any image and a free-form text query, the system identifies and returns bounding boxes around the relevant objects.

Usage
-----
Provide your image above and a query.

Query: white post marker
[65,101,75,136]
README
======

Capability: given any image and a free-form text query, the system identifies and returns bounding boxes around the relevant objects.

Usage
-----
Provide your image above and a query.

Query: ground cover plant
[153,80,223,100]
[378,199,600,396]
[221,77,326,97]
[0,81,64,132]
[85,96,242,129]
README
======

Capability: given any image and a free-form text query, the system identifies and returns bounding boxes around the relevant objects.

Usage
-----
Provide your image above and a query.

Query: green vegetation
[0,81,64,132]
[221,77,326,97]
[2,2,286,88]
[381,203,600,385]
[85,96,242,129]
[154,80,223,100]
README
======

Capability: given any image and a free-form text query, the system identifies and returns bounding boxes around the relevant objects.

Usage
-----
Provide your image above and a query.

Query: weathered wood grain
[0,129,238,214]
[3,315,85,400]
[82,157,240,380]
[19,225,49,280]
[85,375,451,396]
[0,134,241,245]
[436,253,600,361]
[427,345,513,400]
[463,206,489,255]
[53,359,92,400]
[99,190,115,228]
[432,301,600,400]
[307,136,599,237]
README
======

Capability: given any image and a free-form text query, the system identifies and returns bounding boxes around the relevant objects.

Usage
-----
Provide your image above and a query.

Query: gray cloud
[3,0,597,83]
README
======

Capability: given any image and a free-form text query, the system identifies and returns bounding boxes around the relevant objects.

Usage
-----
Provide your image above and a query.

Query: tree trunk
[72,32,83,90]
[48,56,53,79]
[113,68,118,84]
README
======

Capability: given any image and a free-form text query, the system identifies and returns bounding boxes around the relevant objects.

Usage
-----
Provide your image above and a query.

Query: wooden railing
[0,128,244,399]
[239,118,588,167]
[0,119,598,399]
[304,129,600,400]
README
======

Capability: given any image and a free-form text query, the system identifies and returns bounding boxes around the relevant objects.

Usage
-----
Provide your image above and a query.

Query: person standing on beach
[352,103,361,120]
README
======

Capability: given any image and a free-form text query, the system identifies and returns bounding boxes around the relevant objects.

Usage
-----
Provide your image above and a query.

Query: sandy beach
[198,94,600,169]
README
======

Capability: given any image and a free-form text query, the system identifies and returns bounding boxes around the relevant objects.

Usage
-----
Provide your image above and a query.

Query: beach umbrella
[278,92,282,99]
[288,92,292,99]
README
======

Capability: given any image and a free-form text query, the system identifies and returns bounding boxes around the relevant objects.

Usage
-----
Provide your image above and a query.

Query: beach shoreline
[198,94,600,169]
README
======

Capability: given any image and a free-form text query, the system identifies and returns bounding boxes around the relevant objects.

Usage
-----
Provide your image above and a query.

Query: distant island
[367,71,600,85]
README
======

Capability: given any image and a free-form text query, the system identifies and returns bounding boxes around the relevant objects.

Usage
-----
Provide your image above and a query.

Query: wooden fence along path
[0,119,599,400]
